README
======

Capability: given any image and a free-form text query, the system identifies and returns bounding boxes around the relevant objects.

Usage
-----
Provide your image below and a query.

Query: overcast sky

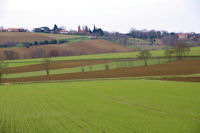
[0,0,200,33]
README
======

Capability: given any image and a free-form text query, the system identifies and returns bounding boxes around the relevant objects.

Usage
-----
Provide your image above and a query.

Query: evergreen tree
[93,25,97,33]
[53,24,60,34]
[53,24,58,31]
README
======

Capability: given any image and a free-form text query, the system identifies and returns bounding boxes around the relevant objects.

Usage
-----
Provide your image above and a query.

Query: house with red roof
[9,28,20,32]
[0,29,8,32]
[7,28,27,32]
[60,30,69,34]
[78,26,90,35]
[178,33,189,39]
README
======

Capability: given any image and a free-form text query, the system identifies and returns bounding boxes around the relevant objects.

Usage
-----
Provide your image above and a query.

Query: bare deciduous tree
[162,33,178,45]
[174,42,190,60]
[4,50,20,60]
[164,48,174,63]
[42,58,52,75]
[137,50,152,66]
[105,64,109,70]
[31,48,46,58]
[0,56,8,83]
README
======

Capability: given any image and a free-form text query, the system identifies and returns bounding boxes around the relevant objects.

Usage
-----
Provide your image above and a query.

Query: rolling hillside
[0,40,133,59]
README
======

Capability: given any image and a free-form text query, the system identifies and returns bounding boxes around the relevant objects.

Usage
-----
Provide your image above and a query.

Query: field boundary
[6,56,200,64]
[3,74,200,86]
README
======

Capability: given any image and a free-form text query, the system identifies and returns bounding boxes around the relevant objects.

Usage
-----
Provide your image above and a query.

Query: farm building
[0,28,27,32]
[78,26,90,35]
[34,27,51,33]
[178,33,189,39]
[60,30,69,34]
[0,29,8,32]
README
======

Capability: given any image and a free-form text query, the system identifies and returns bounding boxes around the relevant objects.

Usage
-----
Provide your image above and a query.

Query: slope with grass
[0,79,199,133]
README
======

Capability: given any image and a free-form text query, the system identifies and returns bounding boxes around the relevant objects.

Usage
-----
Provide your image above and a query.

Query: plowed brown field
[6,60,113,74]
[3,60,200,83]
[160,77,200,82]
[0,32,53,44]
[0,40,132,58]
[0,32,77,44]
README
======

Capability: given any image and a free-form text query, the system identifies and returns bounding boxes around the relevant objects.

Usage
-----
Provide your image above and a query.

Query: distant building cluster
[0,24,104,37]
[0,28,28,32]
[177,33,200,41]
[33,25,68,34]
[33,25,93,35]
[1,25,198,42]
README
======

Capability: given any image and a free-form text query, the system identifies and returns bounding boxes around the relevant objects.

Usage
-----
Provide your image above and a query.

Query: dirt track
[160,77,200,82]
[3,60,200,83]
[6,60,113,74]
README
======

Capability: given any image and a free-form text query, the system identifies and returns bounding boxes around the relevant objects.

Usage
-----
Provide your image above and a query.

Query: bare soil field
[0,32,53,44]
[6,60,113,74]
[0,32,77,44]
[3,60,200,83]
[0,40,132,58]
[160,77,200,82]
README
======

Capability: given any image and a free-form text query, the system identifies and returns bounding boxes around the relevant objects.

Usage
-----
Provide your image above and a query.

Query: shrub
[34,41,38,45]
[49,39,57,44]
[61,50,74,56]
[59,40,69,44]
[48,50,59,57]
[39,40,49,45]
[44,40,49,44]
[137,50,152,66]
[0,42,17,48]
[22,42,30,48]
[31,49,46,58]
[3,50,20,60]
[29,42,33,46]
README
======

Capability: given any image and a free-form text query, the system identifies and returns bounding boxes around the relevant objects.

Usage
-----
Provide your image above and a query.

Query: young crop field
[0,79,199,133]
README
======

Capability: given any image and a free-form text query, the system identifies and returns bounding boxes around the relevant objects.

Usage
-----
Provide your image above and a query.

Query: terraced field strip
[6,60,113,74]
[3,60,200,83]
[0,80,199,133]
[38,33,84,40]
[4,58,170,78]
[5,47,200,67]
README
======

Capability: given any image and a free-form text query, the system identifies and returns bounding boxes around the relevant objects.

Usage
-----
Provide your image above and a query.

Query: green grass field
[0,79,199,133]
[6,46,200,68]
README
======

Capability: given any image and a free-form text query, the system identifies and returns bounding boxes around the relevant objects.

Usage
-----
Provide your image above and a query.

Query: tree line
[137,41,191,66]
[103,29,200,46]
